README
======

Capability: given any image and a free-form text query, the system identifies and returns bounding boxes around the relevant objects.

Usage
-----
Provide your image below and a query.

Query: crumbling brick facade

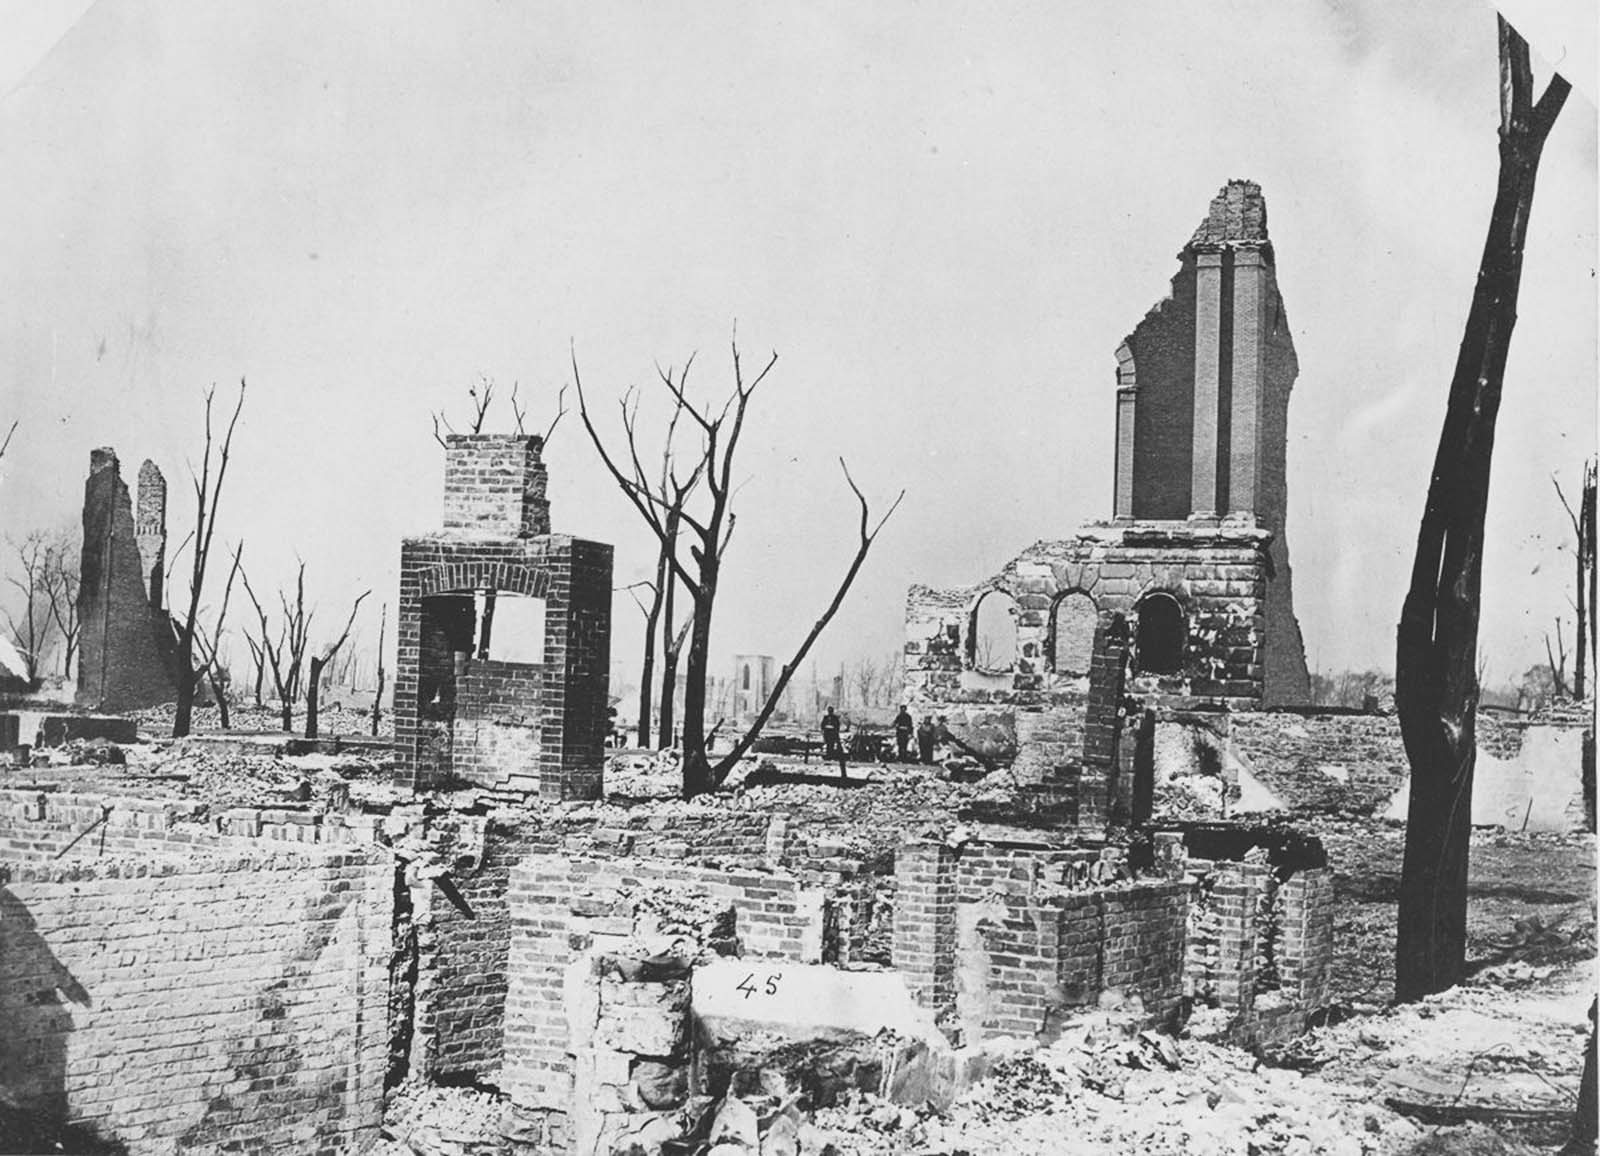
[395,434,612,799]
[76,449,180,710]
[905,181,1310,763]
[893,829,1333,1050]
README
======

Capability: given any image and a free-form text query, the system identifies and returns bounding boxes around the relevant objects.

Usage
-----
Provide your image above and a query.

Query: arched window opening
[1051,592,1098,675]
[970,590,1018,673]
[1135,592,1185,675]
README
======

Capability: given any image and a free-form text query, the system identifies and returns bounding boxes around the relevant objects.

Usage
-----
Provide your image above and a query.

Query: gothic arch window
[1050,591,1098,675]
[1134,591,1185,674]
[969,590,1018,673]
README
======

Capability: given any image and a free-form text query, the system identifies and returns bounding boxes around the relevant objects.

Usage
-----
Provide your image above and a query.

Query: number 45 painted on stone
[736,973,780,999]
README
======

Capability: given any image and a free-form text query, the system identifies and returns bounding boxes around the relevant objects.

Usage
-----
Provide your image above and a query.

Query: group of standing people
[818,704,943,778]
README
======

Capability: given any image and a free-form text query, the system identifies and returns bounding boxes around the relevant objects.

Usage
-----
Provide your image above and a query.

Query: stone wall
[905,527,1273,717]
[0,850,391,1154]
[76,448,179,710]
[502,855,836,1151]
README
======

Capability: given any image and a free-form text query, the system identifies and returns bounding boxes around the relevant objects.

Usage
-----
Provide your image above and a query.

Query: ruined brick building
[905,181,1312,808]
[395,433,613,800]
[75,449,180,710]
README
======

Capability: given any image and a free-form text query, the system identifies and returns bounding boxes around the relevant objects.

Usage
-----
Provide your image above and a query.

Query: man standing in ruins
[820,705,847,778]
[893,704,914,761]
[916,715,937,765]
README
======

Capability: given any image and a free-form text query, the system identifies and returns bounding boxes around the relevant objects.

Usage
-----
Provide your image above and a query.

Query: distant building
[732,654,774,719]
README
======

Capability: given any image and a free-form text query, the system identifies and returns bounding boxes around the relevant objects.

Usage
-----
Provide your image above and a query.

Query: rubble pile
[374,1084,509,1156]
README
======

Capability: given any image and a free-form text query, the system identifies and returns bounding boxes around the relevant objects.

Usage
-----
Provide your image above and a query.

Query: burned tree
[305,590,370,739]
[40,532,81,680]
[172,382,246,737]
[190,543,243,729]
[1393,17,1569,1002]
[576,335,903,798]
[620,387,698,748]
[1554,460,1596,699]
[5,532,58,685]
[240,562,314,732]
[371,601,387,737]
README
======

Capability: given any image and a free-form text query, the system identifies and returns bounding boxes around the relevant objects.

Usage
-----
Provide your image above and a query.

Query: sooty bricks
[395,434,611,800]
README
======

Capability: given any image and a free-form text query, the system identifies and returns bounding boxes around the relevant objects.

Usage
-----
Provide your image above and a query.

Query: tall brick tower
[904,180,1311,720]
[76,449,181,709]
[1112,180,1309,704]
[395,434,613,800]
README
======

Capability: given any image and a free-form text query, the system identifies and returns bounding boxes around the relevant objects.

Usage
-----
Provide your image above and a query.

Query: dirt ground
[1318,817,1595,1008]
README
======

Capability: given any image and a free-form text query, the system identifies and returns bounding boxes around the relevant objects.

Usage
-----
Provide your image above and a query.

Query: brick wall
[394,533,612,799]
[441,434,550,538]
[0,788,383,865]
[891,842,957,1012]
[1124,256,1199,520]
[894,840,1187,1044]
[0,850,391,1154]
[395,804,884,1087]
[75,448,179,710]
[502,855,832,1147]
[1181,856,1335,1048]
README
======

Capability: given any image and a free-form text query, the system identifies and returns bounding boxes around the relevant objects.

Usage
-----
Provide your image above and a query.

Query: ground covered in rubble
[372,954,1592,1156]
[366,748,1593,1156]
[20,726,1591,1155]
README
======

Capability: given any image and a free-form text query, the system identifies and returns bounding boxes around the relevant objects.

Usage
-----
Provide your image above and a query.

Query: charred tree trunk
[1393,18,1568,1003]
[1588,465,1598,684]
[637,557,667,749]
[1563,1002,1597,1155]
[679,566,718,798]
[173,384,245,738]
[306,655,327,739]
[371,602,387,738]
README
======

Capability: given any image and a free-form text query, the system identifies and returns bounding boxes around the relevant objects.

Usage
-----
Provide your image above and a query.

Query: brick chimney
[441,434,550,537]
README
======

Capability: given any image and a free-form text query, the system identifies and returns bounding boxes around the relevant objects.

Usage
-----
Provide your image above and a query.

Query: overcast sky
[0,0,1594,695]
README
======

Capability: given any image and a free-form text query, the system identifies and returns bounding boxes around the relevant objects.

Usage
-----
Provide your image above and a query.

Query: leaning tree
[1393,16,1570,1003]
[576,334,903,799]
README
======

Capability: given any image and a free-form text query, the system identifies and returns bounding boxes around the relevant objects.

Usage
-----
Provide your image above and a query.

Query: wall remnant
[0,850,392,1153]
[76,449,180,710]
[904,181,1312,783]
[891,827,1334,1051]
[395,434,612,800]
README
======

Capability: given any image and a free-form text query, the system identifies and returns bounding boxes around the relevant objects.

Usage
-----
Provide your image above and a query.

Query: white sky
[0,0,1595,694]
